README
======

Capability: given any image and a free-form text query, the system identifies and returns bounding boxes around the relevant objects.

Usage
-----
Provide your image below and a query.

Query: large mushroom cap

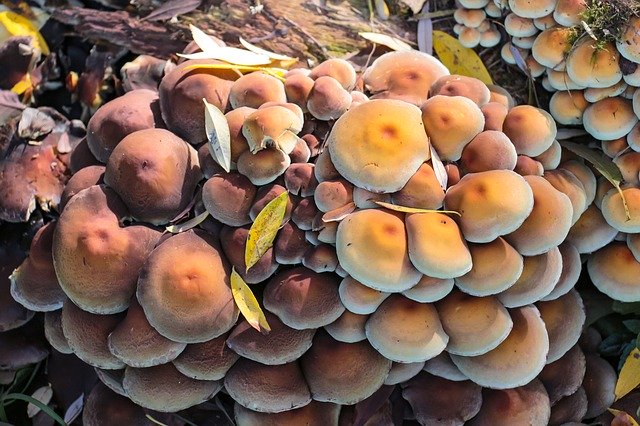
[137,230,238,343]
[548,90,589,126]
[82,382,149,426]
[539,345,586,405]
[202,172,256,227]
[229,71,287,109]
[587,242,640,302]
[566,40,621,89]
[234,400,341,426]
[338,276,390,314]
[429,74,491,106]
[601,187,640,233]
[365,294,448,362]
[53,185,162,314]
[583,97,638,140]
[123,363,222,412]
[59,165,105,212]
[327,99,431,193]
[444,169,534,243]
[536,289,585,363]
[582,354,616,418]
[172,332,239,380]
[502,105,557,157]
[451,305,549,389]
[531,28,574,70]
[336,209,422,292]
[460,130,518,173]
[225,359,311,413]
[362,50,449,106]
[436,290,513,356]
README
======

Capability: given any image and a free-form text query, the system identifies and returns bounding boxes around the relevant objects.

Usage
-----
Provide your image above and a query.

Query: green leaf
[624,320,640,334]
[231,268,271,334]
[245,191,288,272]
[203,98,231,173]
[432,30,492,85]
[613,301,640,315]
[560,140,630,220]
[2,393,66,426]
[166,211,210,234]
[615,348,640,400]
[374,201,461,216]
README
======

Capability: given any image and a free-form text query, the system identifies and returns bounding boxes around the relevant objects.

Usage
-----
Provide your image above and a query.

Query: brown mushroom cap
[0,318,48,370]
[61,299,125,369]
[338,276,390,314]
[601,187,640,233]
[225,359,311,413]
[284,73,314,112]
[391,163,445,210]
[406,212,473,279]
[487,84,516,109]
[104,128,202,225]
[436,290,513,356]
[86,89,163,163]
[584,81,628,103]
[566,40,621,89]
[274,221,309,265]
[309,58,357,91]
[504,13,537,37]
[314,178,354,213]
[307,76,352,121]
[44,309,72,354]
[82,382,149,426]
[384,361,425,385]
[615,152,640,187]
[543,169,588,225]
[443,169,534,243]
[0,232,32,332]
[561,160,597,206]
[468,379,551,425]
[225,106,255,163]
[53,185,162,314]
[234,400,341,426]
[219,225,278,284]
[629,233,640,262]
[172,332,239,380]
[137,230,238,343]
[514,155,544,176]
[583,97,638,140]
[284,163,318,197]
[402,275,454,303]
[362,50,449,107]
[455,237,524,297]
[327,99,430,193]
[300,329,392,405]
[123,363,222,412]
[502,105,557,157]
[242,105,302,155]
[534,139,562,171]
[302,243,339,273]
[429,75,491,106]
[365,294,448,362]
[237,147,291,186]
[423,352,468,381]
[553,0,587,26]
[531,28,573,71]
[582,354,616,418]
[588,242,640,302]
[336,209,422,292]
[229,72,287,109]
[324,310,368,343]
[548,90,589,125]
[59,165,105,212]
[460,130,518,172]
[549,387,588,425]
[618,17,640,63]
[536,289,585,363]
[541,242,582,301]
[450,305,549,389]
[264,267,344,330]
[538,345,586,405]
[601,137,629,159]
[202,172,256,227]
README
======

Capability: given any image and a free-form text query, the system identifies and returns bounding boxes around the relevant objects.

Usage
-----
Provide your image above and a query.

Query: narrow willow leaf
[0,11,49,54]
[203,98,231,172]
[3,393,66,426]
[615,348,640,400]
[184,63,286,81]
[231,268,271,334]
[27,386,53,418]
[359,32,413,51]
[374,0,390,20]
[374,201,461,216]
[556,128,587,140]
[238,37,294,61]
[430,145,447,190]
[63,393,83,424]
[560,140,630,220]
[166,211,209,234]
[188,24,271,65]
[245,191,288,271]
[322,202,356,223]
[416,1,433,54]
[608,409,640,426]
[432,30,492,85]
[146,414,169,426]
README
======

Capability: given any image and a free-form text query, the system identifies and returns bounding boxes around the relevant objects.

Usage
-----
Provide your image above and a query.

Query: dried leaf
[17,107,55,139]
[399,0,428,14]
[27,386,53,418]
[556,128,587,140]
[374,0,390,20]
[359,32,413,51]
[238,37,295,62]
[188,24,271,66]
[141,0,201,21]
[374,201,461,216]
[0,11,49,54]
[245,191,288,272]
[430,145,447,190]
[183,63,286,81]
[560,140,630,220]
[432,30,492,85]
[63,394,83,424]
[608,409,640,426]
[203,98,231,172]
[166,211,210,234]
[416,1,433,54]
[322,202,356,223]
[615,348,640,400]
[509,44,529,75]
[231,268,271,334]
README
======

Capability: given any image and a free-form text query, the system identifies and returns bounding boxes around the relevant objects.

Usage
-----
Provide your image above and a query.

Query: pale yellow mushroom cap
[566,204,617,254]
[543,169,588,225]
[508,0,557,18]
[531,27,573,70]
[601,187,640,233]
[541,242,582,301]
[583,97,638,140]
[588,242,640,302]
[338,276,390,314]
[504,13,537,37]
[502,105,557,157]
[549,90,589,125]
[566,39,622,89]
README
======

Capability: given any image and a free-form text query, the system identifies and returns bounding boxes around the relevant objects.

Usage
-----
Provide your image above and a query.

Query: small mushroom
[172,332,239,380]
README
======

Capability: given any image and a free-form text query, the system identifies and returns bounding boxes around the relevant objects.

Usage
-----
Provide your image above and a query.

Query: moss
[579,0,640,47]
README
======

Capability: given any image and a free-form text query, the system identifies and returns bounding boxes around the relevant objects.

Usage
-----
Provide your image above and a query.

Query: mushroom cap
[584,81,628,103]
[219,225,278,284]
[549,387,588,425]
[225,359,311,413]
[450,305,549,389]
[95,368,126,397]
[59,165,105,212]
[324,310,368,343]
[234,400,341,426]
[137,230,238,343]
[601,187,640,233]
[588,242,640,302]
[629,233,640,262]
[582,354,616,418]
[309,58,357,90]
[531,27,573,70]
[362,50,449,107]
[429,75,491,106]
[498,247,563,308]
[468,379,551,425]
[391,163,444,210]
[567,204,617,254]
[274,221,310,265]
[314,178,354,213]
[617,17,640,63]
[584,97,639,141]
[158,59,239,144]
[289,136,312,163]
[546,69,586,91]
[508,0,556,17]
[627,123,640,153]
[480,102,508,131]
[338,276,390,314]
[566,39,622,88]
[455,237,524,297]
[0,318,48,370]
[514,155,544,176]
[455,9,487,27]
[227,311,316,364]
[44,309,72,354]
[291,197,318,231]
[548,90,589,125]
[505,175,573,256]
[541,242,582,301]
[103,128,202,225]
[229,71,287,109]
[536,289,585,363]
[384,361,425,385]
[487,84,516,109]
[10,221,65,311]
[365,294,448,362]
[534,139,562,170]
[436,290,513,356]
[533,13,557,30]
[107,298,186,368]
[224,106,255,163]
[123,363,222,412]
[242,105,302,155]
[86,89,162,163]
[284,73,314,112]
[237,147,291,186]
[302,244,339,273]
[480,27,502,48]
[61,299,125,369]
[504,13,537,37]
[306,76,352,121]
[443,169,534,243]
[202,172,256,227]
[401,372,483,425]
[402,275,454,303]
[421,95,485,161]
[0,231,32,331]
[423,352,468,381]
[82,382,149,426]
[300,329,392,405]
[284,163,318,197]
[336,209,422,292]
[613,152,640,186]
[553,0,587,26]
[502,105,556,157]
[543,169,588,225]
[601,137,629,159]
[538,345,586,405]
[460,130,518,172]
[53,185,162,314]
[172,332,238,380]
[327,99,430,193]
[406,212,473,279]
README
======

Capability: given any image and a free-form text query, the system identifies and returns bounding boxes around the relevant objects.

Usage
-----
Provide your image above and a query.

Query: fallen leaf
[609,409,640,426]
[188,24,271,66]
[374,201,461,216]
[430,145,447,189]
[239,37,295,62]
[374,0,390,20]
[615,348,640,400]
[399,0,428,14]
[432,30,492,85]
[359,32,413,51]
[203,98,231,172]
[231,268,271,334]
[63,394,83,424]
[556,128,587,140]
[165,210,210,234]
[17,107,55,139]
[322,202,356,223]
[27,386,53,418]
[183,63,286,81]
[141,0,201,21]
[245,191,288,271]
[0,11,49,55]
[416,1,433,54]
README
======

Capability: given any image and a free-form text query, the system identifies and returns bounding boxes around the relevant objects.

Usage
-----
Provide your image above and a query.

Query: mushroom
[58,165,105,212]
[560,161,597,206]
[274,222,310,265]
[541,242,582,301]
[284,73,314,112]
[460,130,518,172]
[531,28,574,70]
[543,169,588,225]
[549,387,588,425]
[548,90,589,125]
[429,75,491,106]
[536,289,585,363]
[309,58,357,90]
[225,106,255,164]
[502,105,557,157]
[384,361,425,385]
[324,310,368,343]
[504,13,538,37]
[338,276,390,315]
[538,345,586,405]
[306,76,352,121]
[229,72,287,109]
[237,147,292,186]
[391,163,445,209]
[566,204,617,254]
[314,178,354,213]
[514,155,545,176]
[480,102,508,131]
[588,242,640,301]
[302,244,339,273]
[582,354,616,418]
[82,382,149,426]
[44,310,72,354]
[242,105,302,155]
[584,97,639,140]
[601,187,640,233]
[566,39,622,88]
[202,172,256,227]
[613,152,640,186]
[401,275,455,303]
[534,139,562,171]
[234,401,341,426]
[553,0,587,26]
[172,332,238,380]
[219,225,278,284]
[423,352,468,381]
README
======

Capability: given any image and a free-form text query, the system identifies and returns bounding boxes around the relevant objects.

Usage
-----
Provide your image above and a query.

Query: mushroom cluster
[8,46,611,424]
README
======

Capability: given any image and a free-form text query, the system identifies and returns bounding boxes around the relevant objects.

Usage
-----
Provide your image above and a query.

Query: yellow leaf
[10,73,32,95]
[374,0,390,20]
[231,268,271,334]
[432,30,492,85]
[183,63,286,81]
[0,11,49,55]
[245,191,288,272]
[609,409,640,426]
[615,348,640,400]
[186,24,270,66]
[359,32,413,51]
[374,201,461,216]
